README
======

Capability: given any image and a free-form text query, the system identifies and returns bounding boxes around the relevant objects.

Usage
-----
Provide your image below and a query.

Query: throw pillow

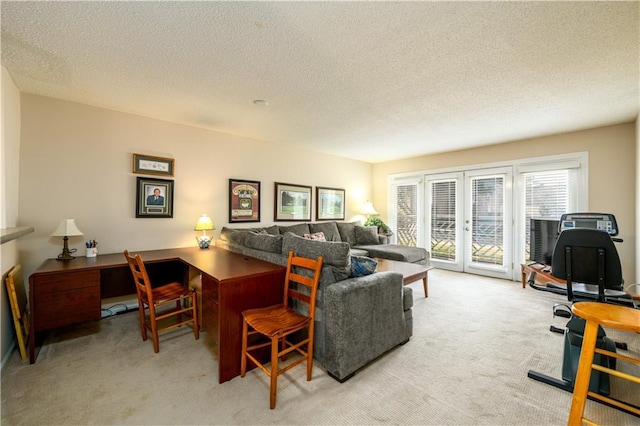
[350,256,378,277]
[354,225,380,245]
[304,232,326,241]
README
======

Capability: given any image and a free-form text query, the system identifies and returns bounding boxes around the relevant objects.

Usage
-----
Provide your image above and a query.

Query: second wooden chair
[123,250,199,353]
[241,251,323,409]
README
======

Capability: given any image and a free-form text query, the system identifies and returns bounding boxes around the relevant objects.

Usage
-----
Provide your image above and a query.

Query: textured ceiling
[2,1,639,163]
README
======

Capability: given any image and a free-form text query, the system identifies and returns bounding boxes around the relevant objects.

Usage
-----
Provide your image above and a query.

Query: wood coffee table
[374,258,434,297]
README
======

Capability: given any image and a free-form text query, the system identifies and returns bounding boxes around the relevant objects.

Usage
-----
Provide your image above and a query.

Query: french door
[426,167,513,280]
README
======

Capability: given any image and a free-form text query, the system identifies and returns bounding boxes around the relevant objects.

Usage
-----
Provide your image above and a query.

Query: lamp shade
[361,202,378,216]
[194,214,215,231]
[51,219,84,237]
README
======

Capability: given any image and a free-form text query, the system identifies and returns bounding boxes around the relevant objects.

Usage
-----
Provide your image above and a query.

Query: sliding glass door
[426,168,513,279]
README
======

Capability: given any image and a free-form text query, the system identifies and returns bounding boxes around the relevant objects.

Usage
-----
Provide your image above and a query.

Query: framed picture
[133,153,175,177]
[229,179,261,223]
[316,187,345,221]
[274,182,312,221]
[136,177,174,218]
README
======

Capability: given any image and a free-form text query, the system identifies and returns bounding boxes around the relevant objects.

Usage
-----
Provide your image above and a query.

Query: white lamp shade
[361,202,378,216]
[194,214,215,231]
[51,219,84,237]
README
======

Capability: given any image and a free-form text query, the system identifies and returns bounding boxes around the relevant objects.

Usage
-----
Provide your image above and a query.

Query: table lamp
[51,219,84,261]
[361,201,378,219]
[194,214,215,249]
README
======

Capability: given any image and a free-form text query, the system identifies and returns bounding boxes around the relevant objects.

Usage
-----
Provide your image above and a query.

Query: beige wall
[373,123,637,281]
[637,116,640,282]
[17,94,373,279]
[1,67,22,364]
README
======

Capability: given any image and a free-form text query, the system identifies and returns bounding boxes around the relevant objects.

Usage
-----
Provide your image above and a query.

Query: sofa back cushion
[336,222,358,246]
[354,225,380,245]
[309,222,342,242]
[278,223,311,237]
[220,225,279,246]
[245,232,283,253]
[282,232,351,281]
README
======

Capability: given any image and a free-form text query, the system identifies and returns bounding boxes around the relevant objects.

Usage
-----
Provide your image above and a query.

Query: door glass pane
[395,184,418,246]
[431,180,456,261]
[471,175,504,265]
[524,169,571,261]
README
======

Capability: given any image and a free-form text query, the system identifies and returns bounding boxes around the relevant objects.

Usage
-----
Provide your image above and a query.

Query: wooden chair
[241,251,323,409]
[5,265,29,360]
[123,250,199,353]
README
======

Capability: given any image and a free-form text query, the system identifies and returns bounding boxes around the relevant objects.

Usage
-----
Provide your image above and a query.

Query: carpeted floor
[2,269,638,425]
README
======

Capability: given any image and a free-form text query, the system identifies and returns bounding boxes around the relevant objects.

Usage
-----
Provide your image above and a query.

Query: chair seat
[140,282,192,304]
[243,304,311,338]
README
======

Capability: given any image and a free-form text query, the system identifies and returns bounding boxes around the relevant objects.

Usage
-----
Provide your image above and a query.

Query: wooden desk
[520,263,565,289]
[29,247,285,383]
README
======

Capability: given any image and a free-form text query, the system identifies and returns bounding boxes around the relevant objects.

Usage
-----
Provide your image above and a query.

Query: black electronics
[559,212,618,236]
[529,218,560,266]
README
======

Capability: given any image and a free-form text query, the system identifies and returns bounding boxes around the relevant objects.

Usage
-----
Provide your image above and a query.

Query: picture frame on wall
[229,179,261,223]
[274,182,312,222]
[316,187,345,221]
[132,153,175,177]
[136,177,174,218]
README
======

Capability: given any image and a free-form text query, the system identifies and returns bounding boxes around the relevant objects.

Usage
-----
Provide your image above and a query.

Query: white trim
[389,151,588,180]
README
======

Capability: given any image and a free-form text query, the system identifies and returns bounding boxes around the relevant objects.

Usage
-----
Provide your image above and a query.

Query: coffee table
[374,258,433,297]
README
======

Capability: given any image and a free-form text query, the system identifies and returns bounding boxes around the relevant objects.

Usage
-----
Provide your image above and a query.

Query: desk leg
[521,268,526,289]
[422,275,428,298]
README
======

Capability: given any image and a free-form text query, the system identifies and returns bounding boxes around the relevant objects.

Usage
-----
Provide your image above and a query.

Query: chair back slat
[282,251,323,318]
[123,250,155,305]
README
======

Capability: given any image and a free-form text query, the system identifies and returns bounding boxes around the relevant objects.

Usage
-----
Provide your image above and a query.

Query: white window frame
[388,151,589,281]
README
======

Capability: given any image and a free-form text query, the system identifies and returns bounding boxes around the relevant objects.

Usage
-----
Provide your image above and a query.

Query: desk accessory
[194,214,215,249]
[51,219,84,261]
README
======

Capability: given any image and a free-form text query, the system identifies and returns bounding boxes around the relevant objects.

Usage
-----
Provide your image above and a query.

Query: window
[522,168,577,261]
[390,179,421,247]
[430,179,457,261]
[389,152,587,281]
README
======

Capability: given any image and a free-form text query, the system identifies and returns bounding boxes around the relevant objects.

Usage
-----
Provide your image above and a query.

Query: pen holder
[86,247,98,258]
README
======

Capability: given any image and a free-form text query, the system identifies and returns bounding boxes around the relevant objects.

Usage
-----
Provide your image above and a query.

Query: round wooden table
[567,302,640,425]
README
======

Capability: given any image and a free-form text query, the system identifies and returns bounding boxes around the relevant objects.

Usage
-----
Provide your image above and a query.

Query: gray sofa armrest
[321,271,411,381]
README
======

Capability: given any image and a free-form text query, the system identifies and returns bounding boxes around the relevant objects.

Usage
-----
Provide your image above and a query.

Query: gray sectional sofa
[215,221,429,382]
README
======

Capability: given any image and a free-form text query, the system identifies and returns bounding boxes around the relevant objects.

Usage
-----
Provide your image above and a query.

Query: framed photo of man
[136,177,174,218]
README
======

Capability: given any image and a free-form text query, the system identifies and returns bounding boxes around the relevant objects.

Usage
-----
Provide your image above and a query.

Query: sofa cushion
[336,222,358,246]
[282,232,351,281]
[354,245,427,264]
[309,222,342,242]
[278,223,311,237]
[349,248,370,257]
[220,225,279,244]
[304,232,326,241]
[244,232,283,253]
[355,225,379,245]
[350,256,378,277]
